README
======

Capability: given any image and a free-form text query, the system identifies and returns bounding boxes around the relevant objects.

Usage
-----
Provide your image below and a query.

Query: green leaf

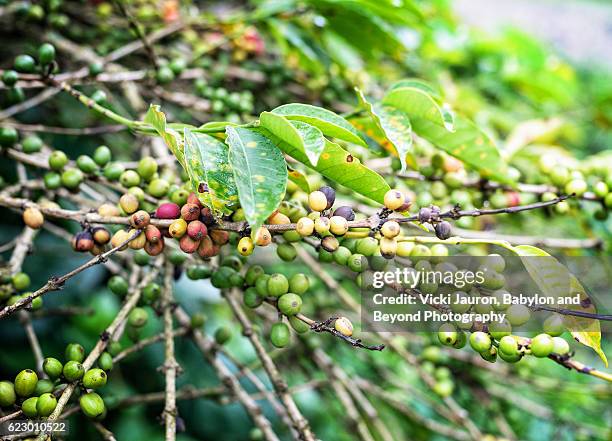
[321,31,364,70]
[287,167,310,193]
[412,116,513,185]
[259,112,325,165]
[272,103,366,146]
[383,86,453,131]
[265,127,389,204]
[225,127,288,231]
[357,89,413,172]
[511,245,607,366]
[388,78,441,99]
[144,105,185,168]
[183,129,239,216]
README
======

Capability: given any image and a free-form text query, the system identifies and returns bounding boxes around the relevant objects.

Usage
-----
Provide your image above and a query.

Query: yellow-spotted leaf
[144,105,186,168]
[511,245,607,366]
[413,116,514,185]
[225,127,288,231]
[382,86,453,131]
[288,167,310,193]
[183,129,238,216]
[259,112,325,165]
[357,89,413,172]
[272,103,366,146]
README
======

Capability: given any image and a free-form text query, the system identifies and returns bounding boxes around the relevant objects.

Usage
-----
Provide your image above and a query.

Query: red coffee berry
[197,236,216,258]
[210,230,229,246]
[144,225,162,243]
[144,238,164,256]
[130,210,150,228]
[181,203,200,221]
[73,231,94,252]
[200,207,215,225]
[180,235,200,254]
[186,192,202,208]
[155,203,180,219]
[187,220,208,240]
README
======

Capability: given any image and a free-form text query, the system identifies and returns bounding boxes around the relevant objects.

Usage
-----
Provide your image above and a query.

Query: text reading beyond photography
[372,310,507,325]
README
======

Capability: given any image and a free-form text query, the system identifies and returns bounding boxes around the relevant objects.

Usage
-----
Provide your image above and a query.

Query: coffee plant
[0,0,610,440]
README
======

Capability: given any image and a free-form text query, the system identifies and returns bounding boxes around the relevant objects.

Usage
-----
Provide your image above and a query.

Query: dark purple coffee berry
[418,207,432,223]
[434,221,452,240]
[333,206,355,221]
[318,186,336,209]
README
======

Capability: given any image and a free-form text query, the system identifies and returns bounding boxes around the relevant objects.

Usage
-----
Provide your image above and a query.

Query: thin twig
[161,260,179,441]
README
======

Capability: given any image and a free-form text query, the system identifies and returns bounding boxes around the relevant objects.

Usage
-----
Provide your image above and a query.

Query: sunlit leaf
[144,105,186,168]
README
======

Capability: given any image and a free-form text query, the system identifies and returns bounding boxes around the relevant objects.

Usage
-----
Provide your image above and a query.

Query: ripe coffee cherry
[36,393,57,417]
[333,206,355,221]
[243,287,263,308]
[552,337,570,355]
[309,191,328,212]
[434,221,452,240]
[73,231,94,252]
[128,307,148,328]
[381,220,400,238]
[277,243,297,261]
[383,189,406,211]
[268,274,289,297]
[200,207,215,225]
[66,343,85,362]
[119,193,139,214]
[314,216,330,234]
[334,317,353,337]
[179,235,200,254]
[197,236,217,258]
[238,237,255,256]
[21,207,44,231]
[530,333,554,357]
[108,276,129,296]
[80,392,106,418]
[270,322,291,348]
[43,357,63,379]
[329,216,348,235]
[321,236,339,252]
[83,368,107,389]
[289,274,309,295]
[156,203,181,219]
[379,237,397,259]
[187,220,207,240]
[169,218,188,238]
[214,326,232,345]
[130,210,150,229]
[21,397,38,417]
[91,227,111,245]
[418,207,432,223]
[437,323,458,346]
[469,331,492,353]
[144,225,162,244]
[254,226,272,246]
[296,217,315,236]
[499,336,518,356]
[278,293,302,315]
[0,381,16,407]
[210,230,230,246]
[318,186,336,209]
[181,203,200,221]
[14,369,37,397]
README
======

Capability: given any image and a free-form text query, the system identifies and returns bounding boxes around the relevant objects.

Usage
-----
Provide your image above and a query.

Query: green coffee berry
[61,168,84,189]
[1,70,18,87]
[12,272,30,290]
[288,274,309,295]
[14,54,36,73]
[36,393,57,417]
[48,150,68,171]
[137,157,158,180]
[277,243,297,261]
[103,162,125,181]
[347,254,366,272]
[98,352,113,371]
[147,178,169,197]
[288,316,310,334]
[128,307,148,328]
[530,333,554,358]
[14,369,38,397]
[108,276,129,296]
[469,331,492,353]
[83,368,107,389]
[245,265,265,286]
[551,337,570,355]
[489,320,512,340]
[270,322,290,348]
[43,357,63,379]
[506,305,530,326]
[0,381,16,407]
[21,396,39,417]
[120,170,141,187]
[38,43,56,65]
[44,171,62,189]
[243,287,263,308]
[267,274,289,297]
[34,379,54,396]
[93,146,112,166]
[543,314,564,337]
[63,361,85,381]
[214,326,232,345]
[499,336,518,356]
[211,267,236,289]
[66,343,85,362]
[80,392,106,418]
[438,323,458,346]
[278,293,302,316]
[255,274,271,296]
[22,135,43,153]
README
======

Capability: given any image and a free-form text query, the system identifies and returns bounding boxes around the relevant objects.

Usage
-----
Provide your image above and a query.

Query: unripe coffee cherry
[73,231,94,252]
[347,254,366,272]
[270,322,291,348]
[210,230,230,246]
[308,191,328,212]
[98,352,114,371]
[128,307,148,328]
[277,243,297,261]
[36,393,57,417]
[384,189,406,211]
[334,317,353,337]
[12,272,30,290]
[434,221,452,240]
[62,360,84,381]
[321,236,339,252]
[289,273,309,295]
[314,216,330,234]
[499,336,519,355]
[333,206,355,221]
[437,323,458,346]
[23,207,44,229]
[254,226,272,246]
[14,369,37,397]
[379,237,397,259]
[187,220,207,240]
[238,237,255,256]
[43,357,63,379]
[296,217,315,236]
[130,210,150,229]
[552,337,570,355]
[181,203,200,221]
[179,235,200,254]
[565,179,587,197]
[278,293,302,315]
[83,368,107,389]
[268,274,289,297]
[66,343,85,362]
[243,287,263,308]
[156,203,181,219]
[381,220,400,238]
[0,381,16,407]
[80,392,106,418]
[469,331,492,353]
[268,211,291,224]
[119,193,139,214]
[506,304,531,326]
[91,227,111,245]
[128,229,146,249]
[214,326,232,345]
[21,397,38,417]
[396,241,414,257]
[48,150,68,171]
[33,379,56,395]
[319,186,336,209]
[98,203,120,217]
[329,216,348,235]
[530,333,554,357]
[169,218,188,238]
